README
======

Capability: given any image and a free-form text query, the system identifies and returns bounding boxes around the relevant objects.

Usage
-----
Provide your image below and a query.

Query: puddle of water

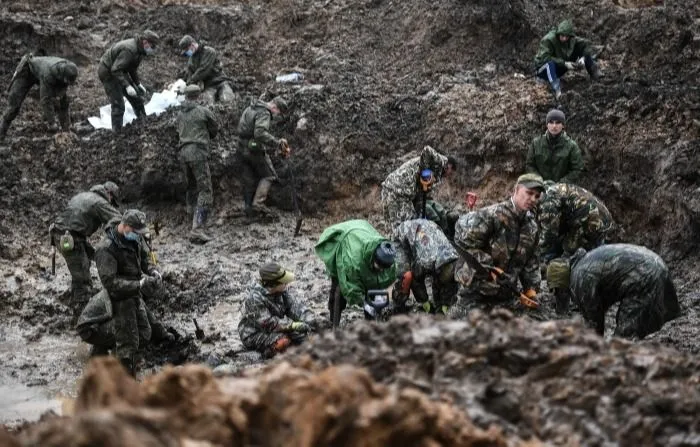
[0,382,62,425]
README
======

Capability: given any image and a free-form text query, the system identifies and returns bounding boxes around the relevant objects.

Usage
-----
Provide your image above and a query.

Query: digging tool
[281,140,303,236]
[51,245,56,276]
[193,318,205,340]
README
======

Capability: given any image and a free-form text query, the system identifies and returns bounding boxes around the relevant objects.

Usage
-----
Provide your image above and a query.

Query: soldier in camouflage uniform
[236,97,290,218]
[176,84,219,243]
[238,263,323,358]
[98,30,159,132]
[178,35,235,103]
[392,219,459,314]
[94,210,163,375]
[380,146,456,236]
[526,109,584,184]
[450,174,545,317]
[538,182,615,263]
[51,181,121,316]
[0,54,78,141]
[562,244,680,338]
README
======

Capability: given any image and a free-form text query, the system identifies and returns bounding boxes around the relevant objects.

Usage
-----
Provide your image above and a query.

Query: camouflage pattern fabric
[177,100,218,209]
[98,37,147,129]
[569,244,680,338]
[538,183,615,262]
[183,45,234,103]
[238,283,317,357]
[181,158,213,209]
[53,232,93,317]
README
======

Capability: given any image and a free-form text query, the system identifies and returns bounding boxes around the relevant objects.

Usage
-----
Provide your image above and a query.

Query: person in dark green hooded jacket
[534,20,601,99]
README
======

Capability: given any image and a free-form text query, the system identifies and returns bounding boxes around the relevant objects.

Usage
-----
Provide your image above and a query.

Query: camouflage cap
[142,30,160,47]
[546,108,566,124]
[103,181,120,204]
[121,209,148,234]
[184,84,202,96]
[178,34,196,50]
[259,263,295,285]
[516,173,545,191]
[271,96,289,114]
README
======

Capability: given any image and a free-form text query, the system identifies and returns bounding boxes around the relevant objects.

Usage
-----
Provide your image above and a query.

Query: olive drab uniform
[538,183,615,263]
[238,283,317,358]
[380,146,449,235]
[51,185,121,316]
[183,45,234,103]
[450,199,541,317]
[237,100,282,216]
[526,131,584,184]
[0,55,78,140]
[393,219,459,311]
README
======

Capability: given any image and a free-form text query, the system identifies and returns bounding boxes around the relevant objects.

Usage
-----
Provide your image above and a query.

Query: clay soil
[1,0,699,444]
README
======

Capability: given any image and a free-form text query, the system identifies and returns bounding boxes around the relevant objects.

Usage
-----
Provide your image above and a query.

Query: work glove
[139,275,160,294]
[151,270,163,288]
[576,57,586,68]
[137,84,148,97]
[489,266,505,282]
[520,288,540,309]
[273,336,291,353]
[288,321,310,333]
[564,61,578,71]
[125,85,138,97]
[279,138,291,158]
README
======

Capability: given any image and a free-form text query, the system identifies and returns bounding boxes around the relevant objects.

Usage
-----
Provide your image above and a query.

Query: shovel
[193,318,205,340]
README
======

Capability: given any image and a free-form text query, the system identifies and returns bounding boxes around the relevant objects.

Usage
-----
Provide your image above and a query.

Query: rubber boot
[252,178,276,216]
[111,112,123,132]
[554,288,571,315]
[0,120,9,142]
[243,191,255,220]
[190,207,212,244]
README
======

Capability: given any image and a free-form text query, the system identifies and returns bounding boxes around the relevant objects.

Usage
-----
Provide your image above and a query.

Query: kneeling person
[238,263,322,358]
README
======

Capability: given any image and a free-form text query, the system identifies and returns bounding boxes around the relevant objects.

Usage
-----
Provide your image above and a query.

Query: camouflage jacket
[177,100,219,161]
[238,283,315,352]
[454,198,541,294]
[237,100,280,149]
[77,289,113,329]
[526,132,583,184]
[394,219,458,277]
[54,187,121,238]
[95,221,156,302]
[381,146,449,199]
[533,21,593,68]
[185,45,227,88]
[26,56,77,121]
[539,183,614,261]
[99,37,144,88]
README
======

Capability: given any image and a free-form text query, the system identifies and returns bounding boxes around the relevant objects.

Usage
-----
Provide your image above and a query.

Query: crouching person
[238,263,324,358]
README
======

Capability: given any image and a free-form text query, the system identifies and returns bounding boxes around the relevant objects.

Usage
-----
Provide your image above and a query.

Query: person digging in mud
[176,84,219,244]
[538,182,615,264]
[547,244,680,337]
[392,219,459,315]
[238,263,325,358]
[177,35,235,103]
[526,109,584,184]
[0,54,78,142]
[98,30,159,132]
[380,145,457,236]
[423,199,460,241]
[50,181,121,318]
[94,209,163,376]
[236,96,291,219]
[315,219,397,326]
[449,174,544,317]
[534,19,601,100]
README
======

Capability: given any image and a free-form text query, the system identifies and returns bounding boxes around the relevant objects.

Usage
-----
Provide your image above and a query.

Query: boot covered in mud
[190,207,212,244]
[252,177,279,218]
[111,111,123,132]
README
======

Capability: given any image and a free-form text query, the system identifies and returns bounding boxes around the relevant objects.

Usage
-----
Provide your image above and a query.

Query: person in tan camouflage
[450,173,545,317]
[0,54,78,141]
[178,35,234,103]
[238,263,324,358]
[392,219,459,315]
[538,182,615,264]
[380,146,457,236]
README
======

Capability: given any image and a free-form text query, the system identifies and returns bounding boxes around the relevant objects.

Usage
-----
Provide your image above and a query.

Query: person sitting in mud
[449,174,544,318]
[238,263,324,358]
[380,145,457,237]
[236,96,290,219]
[51,181,121,318]
[0,54,78,141]
[178,35,235,103]
[315,219,397,326]
[392,219,459,315]
[98,30,160,132]
[534,19,601,100]
[548,244,680,338]
[94,210,163,376]
[526,109,584,184]
[538,182,615,264]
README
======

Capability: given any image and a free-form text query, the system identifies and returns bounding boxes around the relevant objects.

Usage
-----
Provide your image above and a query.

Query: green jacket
[237,100,280,149]
[526,132,583,183]
[100,37,144,88]
[27,56,77,124]
[185,45,227,89]
[54,186,121,238]
[315,219,397,306]
[533,20,593,68]
[177,100,219,161]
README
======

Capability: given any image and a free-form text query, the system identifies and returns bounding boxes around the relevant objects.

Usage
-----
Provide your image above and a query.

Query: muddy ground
[1,0,699,443]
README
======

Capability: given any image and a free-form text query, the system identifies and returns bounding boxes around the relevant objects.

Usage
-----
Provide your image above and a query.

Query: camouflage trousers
[97,65,146,131]
[241,329,307,359]
[238,147,275,210]
[53,232,93,318]
[181,158,213,209]
[381,189,417,236]
[448,288,519,319]
[111,297,152,362]
[203,81,235,104]
[1,67,69,131]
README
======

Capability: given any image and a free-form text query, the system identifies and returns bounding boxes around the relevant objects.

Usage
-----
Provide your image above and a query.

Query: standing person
[534,19,601,99]
[98,30,160,132]
[315,219,397,326]
[94,210,162,375]
[177,35,235,103]
[236,96,290,218]
[526,109,584,184]
[0,54,78,141]
[176,84,219,243]
[51,182,121,316]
